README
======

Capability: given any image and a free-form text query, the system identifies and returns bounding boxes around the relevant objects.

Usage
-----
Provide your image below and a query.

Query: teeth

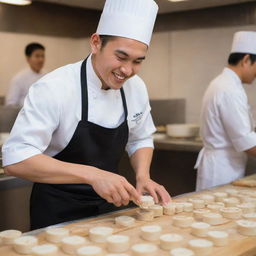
[114,72,125,80]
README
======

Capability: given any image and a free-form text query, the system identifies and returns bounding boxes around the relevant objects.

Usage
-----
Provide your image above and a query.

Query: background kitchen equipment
[166,123,199,138]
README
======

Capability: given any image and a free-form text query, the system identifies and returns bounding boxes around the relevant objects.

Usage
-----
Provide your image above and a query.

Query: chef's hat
[231,31,256,54]
[96,0,158,46]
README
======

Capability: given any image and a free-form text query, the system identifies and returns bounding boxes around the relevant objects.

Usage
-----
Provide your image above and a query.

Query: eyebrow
[115,50,146,60]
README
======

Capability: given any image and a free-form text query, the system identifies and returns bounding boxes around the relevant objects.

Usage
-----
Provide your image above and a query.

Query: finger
[105,196,114,204]
[125,183,141,204]
[155,186,172,205]
[146,187,159,204]
[111,191,122,207]
[116,185,131,206]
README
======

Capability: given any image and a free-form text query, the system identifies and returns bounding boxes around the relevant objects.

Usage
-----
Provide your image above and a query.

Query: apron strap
[120,88,128,119]
[80,56,128,121]
[81,58,89,121]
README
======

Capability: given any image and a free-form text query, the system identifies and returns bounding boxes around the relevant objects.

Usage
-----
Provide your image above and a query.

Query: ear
[241,54,251,66]
[90,33,102,54]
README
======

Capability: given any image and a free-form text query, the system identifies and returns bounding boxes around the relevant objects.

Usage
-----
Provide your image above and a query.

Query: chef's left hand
[136,177,171,205]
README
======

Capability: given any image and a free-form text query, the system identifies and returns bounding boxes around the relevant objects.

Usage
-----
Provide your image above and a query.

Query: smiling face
[90,34,148,90]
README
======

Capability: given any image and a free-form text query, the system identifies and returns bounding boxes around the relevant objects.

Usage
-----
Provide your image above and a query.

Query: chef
[195,31,256,191]
[5,42,46,107]
[2,0,171,230]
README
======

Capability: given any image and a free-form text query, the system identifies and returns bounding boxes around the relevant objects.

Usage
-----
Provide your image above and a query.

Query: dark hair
[25,43,45,57]
[99,35,117,48]
[228,53,256,65]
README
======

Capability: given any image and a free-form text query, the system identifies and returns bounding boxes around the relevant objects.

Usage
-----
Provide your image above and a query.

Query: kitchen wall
[141,25,256,123]
[1,1,256,123]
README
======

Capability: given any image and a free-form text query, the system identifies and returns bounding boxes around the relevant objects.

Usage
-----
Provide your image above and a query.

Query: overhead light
[0,0,31,5]
[168,0,188,2]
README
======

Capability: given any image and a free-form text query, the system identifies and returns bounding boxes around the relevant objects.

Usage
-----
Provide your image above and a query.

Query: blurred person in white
[195,31,256,191]
[5,42,45,107]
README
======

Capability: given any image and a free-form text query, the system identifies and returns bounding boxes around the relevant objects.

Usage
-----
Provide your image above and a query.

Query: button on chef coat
[195,67,256,190]
[2,54,156,166]
[5,67,45,107]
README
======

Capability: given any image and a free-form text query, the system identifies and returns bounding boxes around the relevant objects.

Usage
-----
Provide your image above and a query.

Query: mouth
[112,72,127,82]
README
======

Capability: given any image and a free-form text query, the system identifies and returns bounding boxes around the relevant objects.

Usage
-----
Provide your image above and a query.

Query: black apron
[30,58,129,230]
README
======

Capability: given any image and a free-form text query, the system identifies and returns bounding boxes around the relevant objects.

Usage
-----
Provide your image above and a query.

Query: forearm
[245,146,256,157]
[130,147,153,181]
[4,154,97,184]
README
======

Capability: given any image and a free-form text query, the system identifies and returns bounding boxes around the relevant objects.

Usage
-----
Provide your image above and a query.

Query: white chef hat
[96,0,159,46]
[231,31,256,54]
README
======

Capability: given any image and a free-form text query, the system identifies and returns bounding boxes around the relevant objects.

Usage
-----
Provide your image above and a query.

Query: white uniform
[195,67,256,191]
[5,67,45,107]
[2,54,156,166]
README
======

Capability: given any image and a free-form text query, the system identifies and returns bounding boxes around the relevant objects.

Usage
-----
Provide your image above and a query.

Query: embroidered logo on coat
[132,112,143,124]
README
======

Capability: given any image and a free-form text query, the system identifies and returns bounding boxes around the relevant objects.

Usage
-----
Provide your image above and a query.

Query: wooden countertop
[1,175,256,255]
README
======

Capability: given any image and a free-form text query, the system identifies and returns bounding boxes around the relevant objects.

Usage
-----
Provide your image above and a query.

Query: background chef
[5,42,46,107]
[2,0,171,230]
[195,31,256,191]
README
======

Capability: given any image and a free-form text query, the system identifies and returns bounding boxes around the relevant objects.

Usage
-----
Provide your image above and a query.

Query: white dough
[198,194,215,204]
[89,226,113,243]
[140,225,162,241]
[0,229,22,245]
[137,209,154,221]
[115,216,135,227]
[193,209,210,220]
[190,222,210,237]
[206,202,225,212]
[202,213,225,225]
[159,233,184,250]
[172,215,194,228]
[188,239,213,256]
[149,205,163,217]
[31,244,58,256]
[76,245,103,256]
[236,219,256,236]
[223,197,240,207]
[45,227,69,243]
[220,207,242,219]
[207,231,228,246]
[106,235,130,253]
[13,235,38,254]
[163,203,176,216]
[213,192,228,202]
[188,199,205,209]
[139,196,155,209]
[61,235,87,255]
[131,243,158,256]
[170,248,195,256]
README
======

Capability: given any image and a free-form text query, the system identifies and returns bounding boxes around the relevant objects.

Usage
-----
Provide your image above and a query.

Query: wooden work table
[1,175,256,255]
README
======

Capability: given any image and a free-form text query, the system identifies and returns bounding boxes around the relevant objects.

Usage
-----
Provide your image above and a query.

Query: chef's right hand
[90,169,140,207]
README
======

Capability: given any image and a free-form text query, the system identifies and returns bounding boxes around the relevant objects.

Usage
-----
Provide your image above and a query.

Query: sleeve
[5,77,22,106]
[219,92,256,152]
[125,82,156,157]
[2,81,61,166]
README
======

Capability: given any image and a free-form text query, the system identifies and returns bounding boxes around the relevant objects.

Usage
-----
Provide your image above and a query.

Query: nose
[120,62,133,77]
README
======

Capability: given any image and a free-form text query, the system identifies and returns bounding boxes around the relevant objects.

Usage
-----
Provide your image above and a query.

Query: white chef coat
[2,54,156,167]
[195,67,256,191]
[5,67,45,107]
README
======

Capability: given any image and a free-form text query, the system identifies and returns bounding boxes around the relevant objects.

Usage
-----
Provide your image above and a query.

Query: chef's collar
[86,54,104,91]
[28,66,44,75]
[224,67,242,86]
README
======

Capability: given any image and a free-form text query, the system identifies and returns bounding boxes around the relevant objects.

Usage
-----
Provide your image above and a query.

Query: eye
[134,60,143,64]
[117,56,126,61]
